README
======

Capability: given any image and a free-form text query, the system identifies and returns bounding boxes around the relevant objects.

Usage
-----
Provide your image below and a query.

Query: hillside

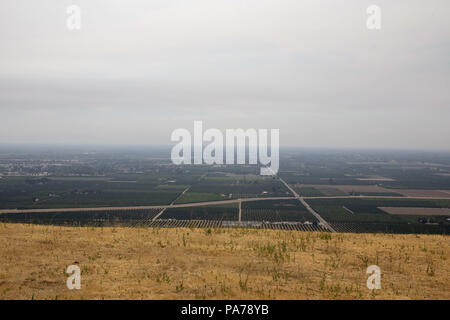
[0,223,448,299]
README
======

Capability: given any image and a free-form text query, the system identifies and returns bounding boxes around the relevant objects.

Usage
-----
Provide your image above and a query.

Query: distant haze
[1,0,449,150]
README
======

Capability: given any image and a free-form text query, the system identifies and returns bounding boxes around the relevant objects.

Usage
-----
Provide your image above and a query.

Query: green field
[175,192,228,204]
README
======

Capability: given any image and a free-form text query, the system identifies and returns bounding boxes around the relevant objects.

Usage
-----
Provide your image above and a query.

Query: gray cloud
[1,0,449,149]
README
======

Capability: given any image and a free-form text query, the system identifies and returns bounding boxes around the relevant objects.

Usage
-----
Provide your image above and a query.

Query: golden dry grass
[0,223,448,300]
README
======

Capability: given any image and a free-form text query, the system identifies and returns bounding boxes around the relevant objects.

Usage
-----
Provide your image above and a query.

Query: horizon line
[0,143,450,153]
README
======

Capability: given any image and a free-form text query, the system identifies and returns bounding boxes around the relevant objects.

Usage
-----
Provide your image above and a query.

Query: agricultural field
[379,207,450,216]
[1,147,450,235]
[279,149,450,190]
[0,208,162,227]
[161,204,239,221]
[239,199,327,231]
[0,175,194,209]
[306,198,450,234]
[296,184,405,197]
[174,192,228,204]
[242,199,316,223]
[176,174,291,204]
[294,187,325,197]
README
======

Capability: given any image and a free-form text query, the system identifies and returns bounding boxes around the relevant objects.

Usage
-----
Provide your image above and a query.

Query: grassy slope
[0,223,448,300]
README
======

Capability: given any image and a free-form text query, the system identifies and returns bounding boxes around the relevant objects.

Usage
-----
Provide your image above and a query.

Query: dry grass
[0,223,448,300]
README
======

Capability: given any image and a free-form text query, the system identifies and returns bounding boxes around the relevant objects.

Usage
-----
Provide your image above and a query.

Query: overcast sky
[0,0,449,150]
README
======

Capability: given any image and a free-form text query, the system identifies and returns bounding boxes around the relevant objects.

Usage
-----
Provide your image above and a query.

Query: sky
[0,0,449,150]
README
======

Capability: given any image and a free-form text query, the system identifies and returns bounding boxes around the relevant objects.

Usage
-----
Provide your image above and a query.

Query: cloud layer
[1,0,449,149]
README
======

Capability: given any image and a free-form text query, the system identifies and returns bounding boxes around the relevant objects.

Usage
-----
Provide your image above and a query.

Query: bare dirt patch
[356,176,396,182]
[303,184,394,194]
[302,185,450,198]
[394,189,450,198]
[379,207,450,216]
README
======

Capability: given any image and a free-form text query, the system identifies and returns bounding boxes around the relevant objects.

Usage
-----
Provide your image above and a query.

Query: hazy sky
[1,0,449,149]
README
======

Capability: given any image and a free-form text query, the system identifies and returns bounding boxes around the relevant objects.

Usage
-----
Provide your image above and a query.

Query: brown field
[0,223,449,300]
[379,207,450,216]
[356,176,396,182]
[434,173,450,177]
[301,184,450,198]
[331,185,392,193]
[394,189,450,198]
[303,184,394,195]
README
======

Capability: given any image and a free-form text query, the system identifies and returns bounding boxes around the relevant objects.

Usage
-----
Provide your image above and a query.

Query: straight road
[152,186,191,221]
[238,201,242,222]
[277,177,336,232]
[0,196,296,214]
[1,194,448,217]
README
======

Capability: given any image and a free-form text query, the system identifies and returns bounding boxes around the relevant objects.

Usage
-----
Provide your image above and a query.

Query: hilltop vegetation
[0,223,448,300]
